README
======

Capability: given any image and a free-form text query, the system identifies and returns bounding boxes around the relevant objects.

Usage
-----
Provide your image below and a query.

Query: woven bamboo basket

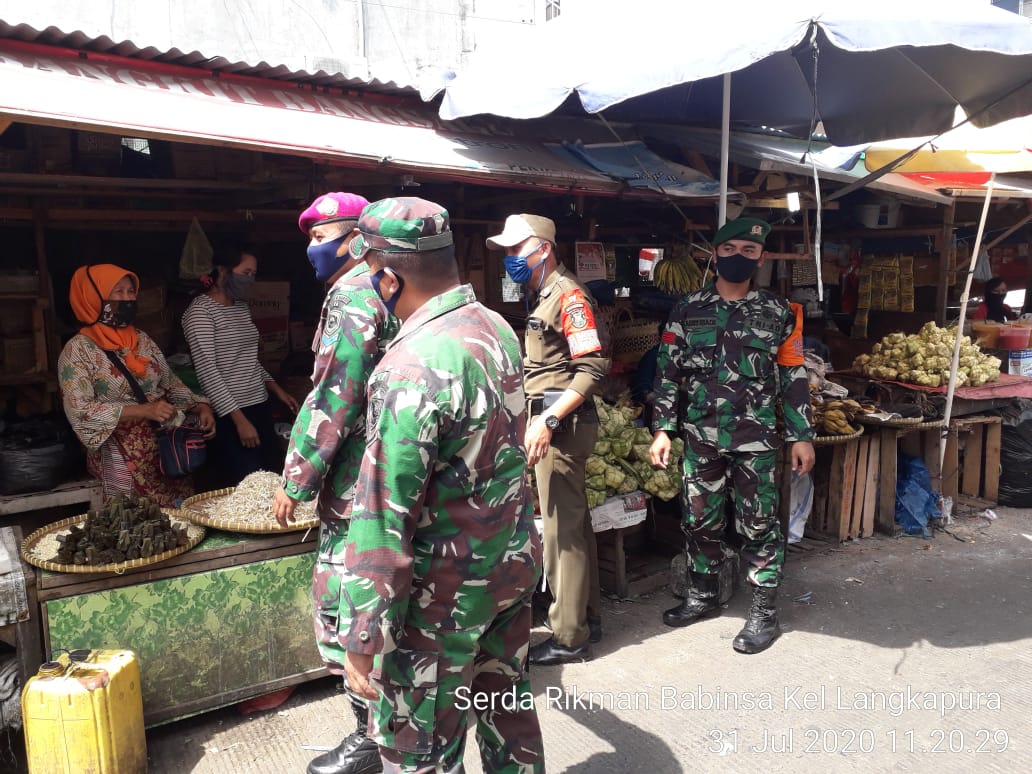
[611,309,661,364]
[857,414,923,429]
[21,513,205,574]
[812,426,865,445]
[178,487,320,534]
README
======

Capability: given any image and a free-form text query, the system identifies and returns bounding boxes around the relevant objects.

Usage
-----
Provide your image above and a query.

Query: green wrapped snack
[587,488,607,509]
[632,443,652,463]
[586,455,607,476]
[593,439,612,457]
[586,474,606,491]
[609,439,632,459]
[604,465,626,491]
[633,427,654,445]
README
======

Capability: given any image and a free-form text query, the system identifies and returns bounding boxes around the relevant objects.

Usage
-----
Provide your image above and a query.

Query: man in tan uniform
[487,214,610,665]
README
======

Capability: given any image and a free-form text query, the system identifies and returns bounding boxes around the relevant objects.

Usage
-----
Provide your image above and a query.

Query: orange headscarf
[69,264,151,377]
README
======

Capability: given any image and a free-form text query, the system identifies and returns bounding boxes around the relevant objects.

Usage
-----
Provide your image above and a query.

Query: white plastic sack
[179,217,213,280]
[788,470,813,544]
[973,248,993,283]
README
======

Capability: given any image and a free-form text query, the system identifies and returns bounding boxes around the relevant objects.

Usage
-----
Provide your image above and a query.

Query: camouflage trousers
[680,446,783,588]
[370,597,545,774]
[313,517,357,672]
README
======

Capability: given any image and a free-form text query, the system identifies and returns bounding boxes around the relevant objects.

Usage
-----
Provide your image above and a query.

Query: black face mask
[716,252,760,283]
[99,299,138,328]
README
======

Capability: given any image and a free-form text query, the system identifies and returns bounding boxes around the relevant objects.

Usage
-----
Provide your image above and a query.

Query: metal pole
[718,72,731,228]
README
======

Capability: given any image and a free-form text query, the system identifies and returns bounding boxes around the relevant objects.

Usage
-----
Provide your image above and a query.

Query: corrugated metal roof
[0,20,421,97]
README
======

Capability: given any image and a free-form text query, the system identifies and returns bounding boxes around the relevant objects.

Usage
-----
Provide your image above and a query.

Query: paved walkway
[143,507,1032,773]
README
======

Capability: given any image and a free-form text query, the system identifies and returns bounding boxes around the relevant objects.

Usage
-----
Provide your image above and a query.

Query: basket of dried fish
[177,471,320,534]
[22,493,205,574]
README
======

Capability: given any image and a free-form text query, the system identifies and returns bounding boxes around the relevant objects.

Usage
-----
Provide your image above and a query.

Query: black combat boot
[306,695,382,774]
[662,571,721,627]
[732,585,781,654]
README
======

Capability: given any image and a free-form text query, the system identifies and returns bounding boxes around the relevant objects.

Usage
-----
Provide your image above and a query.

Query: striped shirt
[182,294,271,417]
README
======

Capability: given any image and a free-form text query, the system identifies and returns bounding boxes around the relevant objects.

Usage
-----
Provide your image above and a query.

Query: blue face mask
[370,268,404,315]
[307,235,348,281]
[504,243,545,285]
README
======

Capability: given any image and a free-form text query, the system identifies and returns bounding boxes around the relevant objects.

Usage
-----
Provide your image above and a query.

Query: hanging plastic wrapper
[179,217,214,281]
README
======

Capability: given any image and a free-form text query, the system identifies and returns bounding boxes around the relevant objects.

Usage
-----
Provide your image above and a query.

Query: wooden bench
[810,435,880,541]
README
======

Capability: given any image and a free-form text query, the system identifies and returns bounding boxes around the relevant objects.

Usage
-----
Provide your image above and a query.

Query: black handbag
[104,351,207,478]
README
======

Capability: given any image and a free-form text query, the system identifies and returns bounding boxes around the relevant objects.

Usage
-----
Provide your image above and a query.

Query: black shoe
[663,571,721,627]
[306,731,382,774]
[529,637,591,666]
[733,585,781,654]
[588,615,603,644]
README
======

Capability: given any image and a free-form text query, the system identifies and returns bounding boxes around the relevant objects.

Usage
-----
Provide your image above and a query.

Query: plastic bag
[179,217,213,280]
[999,420,1032,506]
[788,471,813,544]
[0,417,72,495]
[895,454,940,536]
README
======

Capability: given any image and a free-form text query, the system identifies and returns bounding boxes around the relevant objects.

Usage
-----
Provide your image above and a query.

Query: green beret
[713,217,771,246]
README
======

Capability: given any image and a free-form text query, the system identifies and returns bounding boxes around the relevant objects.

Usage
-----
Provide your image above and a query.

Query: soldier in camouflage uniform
[337,198,544,774]
[272,192,396,774]
[650,217,814,654]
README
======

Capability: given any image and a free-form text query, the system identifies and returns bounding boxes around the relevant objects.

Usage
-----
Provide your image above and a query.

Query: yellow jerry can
[21,649,147,774]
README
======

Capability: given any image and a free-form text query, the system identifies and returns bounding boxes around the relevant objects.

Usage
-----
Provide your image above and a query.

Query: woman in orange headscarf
[59,264,216,506]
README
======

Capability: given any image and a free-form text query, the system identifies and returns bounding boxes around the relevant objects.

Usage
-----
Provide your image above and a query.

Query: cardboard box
[1008,349,1032,376]
[590,491,648,533]
[248,281,290,362]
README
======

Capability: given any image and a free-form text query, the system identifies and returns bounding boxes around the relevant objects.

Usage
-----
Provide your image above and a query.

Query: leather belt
[529,397,596,416]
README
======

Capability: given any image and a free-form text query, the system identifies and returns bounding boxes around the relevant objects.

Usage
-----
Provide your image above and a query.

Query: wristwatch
[543,413,561,430]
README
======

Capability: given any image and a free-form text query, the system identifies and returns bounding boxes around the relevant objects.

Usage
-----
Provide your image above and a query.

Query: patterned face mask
[99,299,138,328]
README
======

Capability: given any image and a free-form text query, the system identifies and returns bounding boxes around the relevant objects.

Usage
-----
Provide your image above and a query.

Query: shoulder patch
[560,289,601,357]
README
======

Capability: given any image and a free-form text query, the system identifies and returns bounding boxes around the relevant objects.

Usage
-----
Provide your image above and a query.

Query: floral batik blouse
[58,332,209,506]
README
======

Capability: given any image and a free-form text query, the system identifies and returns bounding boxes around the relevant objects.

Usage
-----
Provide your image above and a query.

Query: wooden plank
[961,424,985,498]
[878,428,898,534]
[838,440,859,541]
[811,450,831,535]
[825,444,846,539]
[942,428,960,502]
[956,494,996,509]
[849,437,870,539]
[984,422,1002,503]
[922,428,942,488]
[861,438,880,538]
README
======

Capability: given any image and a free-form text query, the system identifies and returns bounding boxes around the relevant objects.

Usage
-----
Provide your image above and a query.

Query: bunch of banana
[654,257,704,295]
[811,398,876,436]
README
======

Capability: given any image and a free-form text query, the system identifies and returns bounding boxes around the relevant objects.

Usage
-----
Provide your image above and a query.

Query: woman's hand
[120,400,177,425]
[269,382,300,415]
[192,403,216,439]
[233,413,260,448]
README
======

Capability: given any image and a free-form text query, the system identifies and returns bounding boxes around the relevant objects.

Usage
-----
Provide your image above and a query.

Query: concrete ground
[139,506,1032,774]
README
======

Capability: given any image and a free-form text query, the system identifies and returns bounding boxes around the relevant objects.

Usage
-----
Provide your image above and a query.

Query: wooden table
[30,528,325,726]
[0,478,104,517]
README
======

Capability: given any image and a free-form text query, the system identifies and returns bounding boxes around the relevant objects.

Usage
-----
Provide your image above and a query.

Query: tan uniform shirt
[524,264,610,399]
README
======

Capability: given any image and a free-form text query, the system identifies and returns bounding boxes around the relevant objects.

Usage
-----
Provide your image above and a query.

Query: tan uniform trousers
[533,411,601,648]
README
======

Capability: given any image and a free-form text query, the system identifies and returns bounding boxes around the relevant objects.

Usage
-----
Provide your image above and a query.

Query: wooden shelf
[0,373,53,387]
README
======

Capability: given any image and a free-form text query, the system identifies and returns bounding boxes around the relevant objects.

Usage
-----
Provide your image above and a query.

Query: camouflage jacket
[652,283,813,452]
[340,284,542,655]
[281,262,398,519]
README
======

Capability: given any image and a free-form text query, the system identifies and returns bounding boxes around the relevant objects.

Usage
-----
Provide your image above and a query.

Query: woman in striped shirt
[182,247,299,487]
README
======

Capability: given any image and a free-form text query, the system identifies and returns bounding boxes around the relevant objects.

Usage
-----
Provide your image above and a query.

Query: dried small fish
[205,471,318,526]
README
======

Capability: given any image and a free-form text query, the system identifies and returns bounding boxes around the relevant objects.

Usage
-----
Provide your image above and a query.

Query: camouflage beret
[297,192,370,234]
[713,217,771,246]
[349,197,453,259]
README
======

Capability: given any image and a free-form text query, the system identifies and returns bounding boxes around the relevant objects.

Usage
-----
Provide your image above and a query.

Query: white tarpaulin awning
[0,40,623,194]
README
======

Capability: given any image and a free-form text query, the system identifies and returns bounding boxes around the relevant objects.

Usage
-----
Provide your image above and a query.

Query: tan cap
[486,214,556,249]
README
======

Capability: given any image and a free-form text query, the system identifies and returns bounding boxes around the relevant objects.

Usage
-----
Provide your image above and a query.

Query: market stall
[17,476,324,726]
